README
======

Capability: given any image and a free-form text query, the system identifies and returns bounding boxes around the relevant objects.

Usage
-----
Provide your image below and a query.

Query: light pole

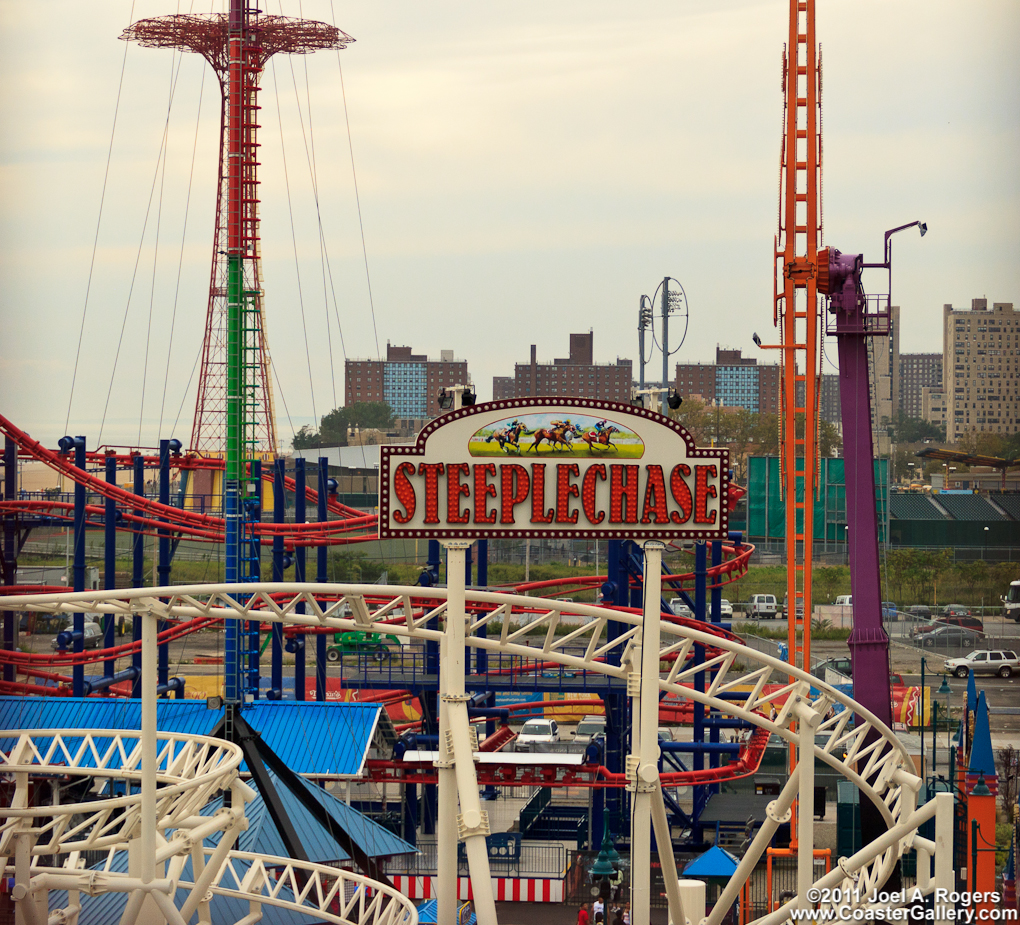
[936,673,952,778]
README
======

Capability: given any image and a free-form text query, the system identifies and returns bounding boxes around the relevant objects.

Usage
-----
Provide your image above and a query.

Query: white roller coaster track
[1,581,954,925]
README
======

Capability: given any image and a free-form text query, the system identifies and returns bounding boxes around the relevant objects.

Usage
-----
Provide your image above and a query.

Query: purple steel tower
[819,219,926,869]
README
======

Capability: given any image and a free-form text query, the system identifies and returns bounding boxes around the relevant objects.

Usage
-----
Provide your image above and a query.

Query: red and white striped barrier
[389,876,564,903]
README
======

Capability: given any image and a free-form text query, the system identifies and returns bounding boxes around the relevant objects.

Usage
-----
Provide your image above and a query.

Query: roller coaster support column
[633,540,684,925]
[794,699,820,904]
[315,458,329,702]
[709,540,722,787]
[131,454,144,698]
[72,436,86,697]
[602,540,629,834]
[3,438,17,684]
[271,459,286,699]
[294,458,306,700]
[705,765,802,925]
[157,440,171,693]
[692,542,707,817]
[437,540,497,925]
[103,456,117,680]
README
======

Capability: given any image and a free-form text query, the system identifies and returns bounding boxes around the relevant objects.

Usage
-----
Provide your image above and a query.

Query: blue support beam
[103,456,117,681]
[131,455,144,698]
[157,440,171,693]
[316,458,329,702]
[270,458,286,700]
[72,437,86,698]
[3,437,17,684]
[294,458,307,701]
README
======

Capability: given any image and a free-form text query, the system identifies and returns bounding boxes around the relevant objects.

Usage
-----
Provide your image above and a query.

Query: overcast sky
[2,0,1018,451]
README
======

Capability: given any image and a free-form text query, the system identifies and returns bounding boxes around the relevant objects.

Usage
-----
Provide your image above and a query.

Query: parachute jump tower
[122,4,353,700]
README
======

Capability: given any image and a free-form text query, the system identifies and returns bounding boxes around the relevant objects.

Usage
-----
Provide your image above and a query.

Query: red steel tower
[122,6,353,456]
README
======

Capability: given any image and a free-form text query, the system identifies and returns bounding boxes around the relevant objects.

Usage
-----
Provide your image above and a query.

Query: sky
[1,0,1018,451]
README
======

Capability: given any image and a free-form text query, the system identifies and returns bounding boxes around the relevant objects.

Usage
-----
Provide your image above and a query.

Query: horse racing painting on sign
[469,413,644,458]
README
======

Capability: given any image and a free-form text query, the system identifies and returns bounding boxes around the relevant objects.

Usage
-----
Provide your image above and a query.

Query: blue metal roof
[0,697,381,777]
[49,854,340,925]
[46,771,415,924]
[201,769,415,862]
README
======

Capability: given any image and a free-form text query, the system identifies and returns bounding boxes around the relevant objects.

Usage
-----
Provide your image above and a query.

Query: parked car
[515,718,561,751]
[919,625,980,649]
[944,650,1019,678]
[51,622,104,650]
[573,715,606,744]
[719,599,734,617]
[881,601,898,621]
[326,630,401,662]
[813,657,852,680]
[669,599,693,618]
[749,594,778,619]
[834,595,852,607]
[911,611,983,638]
[906,605,932,621]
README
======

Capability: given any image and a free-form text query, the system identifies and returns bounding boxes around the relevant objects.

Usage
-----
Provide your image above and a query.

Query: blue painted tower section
[224,464,240,702]
[293,458,307,701]
[315,458,329,702]
[72,437,86,698]
[131,455,145,698]
[103,456,117,681]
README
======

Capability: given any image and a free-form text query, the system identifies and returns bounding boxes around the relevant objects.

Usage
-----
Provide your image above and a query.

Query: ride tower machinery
[757,0,823,844]
[122,3,353,703]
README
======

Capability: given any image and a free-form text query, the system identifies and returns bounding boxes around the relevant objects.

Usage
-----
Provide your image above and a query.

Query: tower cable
[65,1,139,436]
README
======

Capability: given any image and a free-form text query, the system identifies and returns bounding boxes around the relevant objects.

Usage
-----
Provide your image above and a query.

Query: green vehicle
[325,630,401,663]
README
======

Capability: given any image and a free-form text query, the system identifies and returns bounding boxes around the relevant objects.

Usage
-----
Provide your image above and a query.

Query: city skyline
[2,1,1017,449]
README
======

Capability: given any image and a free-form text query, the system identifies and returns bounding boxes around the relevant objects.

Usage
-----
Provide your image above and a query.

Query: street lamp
[936,673,952,777]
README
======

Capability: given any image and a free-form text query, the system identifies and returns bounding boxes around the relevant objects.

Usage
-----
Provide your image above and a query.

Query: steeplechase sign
[379,399,729,540]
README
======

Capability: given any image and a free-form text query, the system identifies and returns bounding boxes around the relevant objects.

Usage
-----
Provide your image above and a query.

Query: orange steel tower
[773,0,821,683]
[767,0,822,843]
[122,9,353,456]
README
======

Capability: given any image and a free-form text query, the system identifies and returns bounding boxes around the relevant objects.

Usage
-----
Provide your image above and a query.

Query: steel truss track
[1,583,952,925]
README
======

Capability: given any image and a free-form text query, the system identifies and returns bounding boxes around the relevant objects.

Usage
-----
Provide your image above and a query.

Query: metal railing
[382,840,567,879]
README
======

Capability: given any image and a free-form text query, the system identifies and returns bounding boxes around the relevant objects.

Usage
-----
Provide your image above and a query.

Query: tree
[290,402,395,449]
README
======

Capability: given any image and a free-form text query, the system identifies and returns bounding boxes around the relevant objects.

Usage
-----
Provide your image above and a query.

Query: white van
[749,594,778,619]
[834,595,852,607]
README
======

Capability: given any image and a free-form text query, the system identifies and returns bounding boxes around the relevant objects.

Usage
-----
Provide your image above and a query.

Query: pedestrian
[578,904,590,925]
[593,897,605,920]
[612,907,624,925]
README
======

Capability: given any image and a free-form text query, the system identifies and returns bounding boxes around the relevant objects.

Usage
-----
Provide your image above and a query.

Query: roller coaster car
[325,630,401,663]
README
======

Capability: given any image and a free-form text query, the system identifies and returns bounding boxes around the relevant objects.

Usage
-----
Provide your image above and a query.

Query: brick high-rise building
[675,347,781,413]
[899,353,942,420]
[943,298,1020,443]
[819,373,841,425]
[492,333,633,403]
[345,343,469,420]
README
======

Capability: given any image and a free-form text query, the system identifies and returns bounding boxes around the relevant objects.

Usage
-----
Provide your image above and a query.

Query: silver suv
[945,650,1019,678]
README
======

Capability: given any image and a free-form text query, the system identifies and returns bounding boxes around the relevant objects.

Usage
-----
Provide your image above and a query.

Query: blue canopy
[683,845,740,879]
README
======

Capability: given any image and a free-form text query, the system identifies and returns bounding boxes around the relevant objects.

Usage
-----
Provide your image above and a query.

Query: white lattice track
[0,584,954,925]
